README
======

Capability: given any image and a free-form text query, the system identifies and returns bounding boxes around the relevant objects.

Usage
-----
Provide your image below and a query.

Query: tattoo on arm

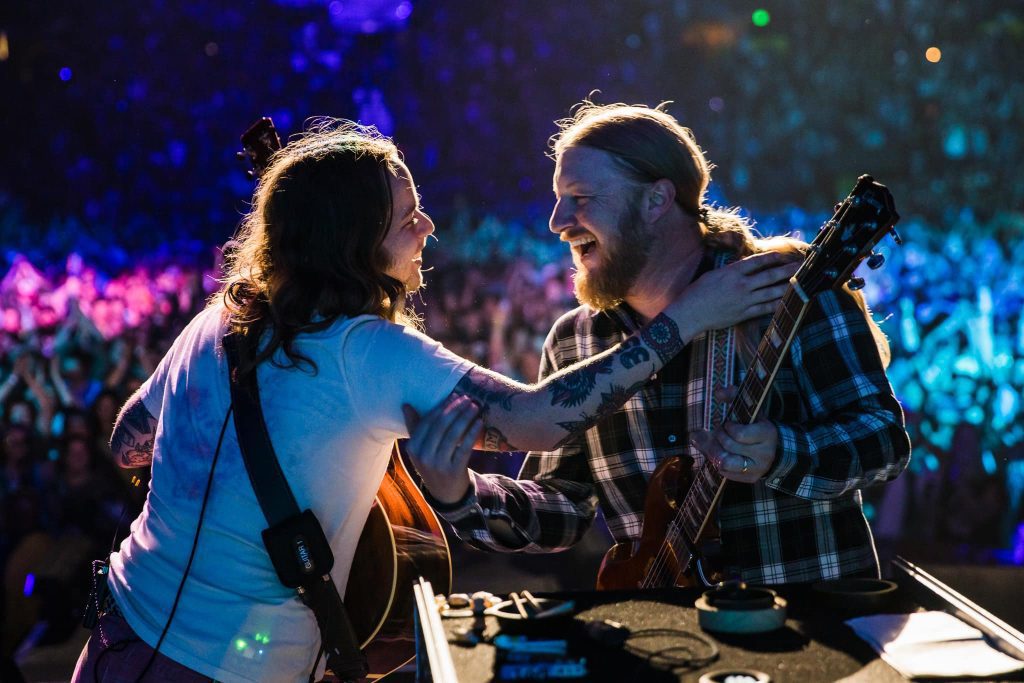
[452,371,520,411]
[451,371,523,450]
[482,425,518,451]
[639,313,685,364]
[552,378,651,449]
[616,337,651,369]
[547,356,614,407]
[111,396,158,467]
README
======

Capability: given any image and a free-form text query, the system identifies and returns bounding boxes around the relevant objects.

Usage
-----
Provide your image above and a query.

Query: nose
[549,197,572,235]
[417,210,436,238]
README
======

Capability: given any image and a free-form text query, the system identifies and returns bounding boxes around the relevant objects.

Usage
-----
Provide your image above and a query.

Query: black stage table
[412,559,1024,682]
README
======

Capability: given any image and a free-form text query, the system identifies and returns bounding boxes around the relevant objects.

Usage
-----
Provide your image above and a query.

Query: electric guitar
[238,118,452,679]
[596,175,901,590]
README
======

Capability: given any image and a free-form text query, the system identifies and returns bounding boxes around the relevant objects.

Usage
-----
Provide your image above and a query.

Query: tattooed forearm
[547,356,614,408]
[482,425,518,452]
[639,313,685,364]
[616,337,651,369]
[552,379,651,448]
[110,395,158,468]
[452,370,522,411]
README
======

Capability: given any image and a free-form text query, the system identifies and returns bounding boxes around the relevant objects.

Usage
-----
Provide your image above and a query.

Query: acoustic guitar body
[344,447,451,680]
[596,455,703,590]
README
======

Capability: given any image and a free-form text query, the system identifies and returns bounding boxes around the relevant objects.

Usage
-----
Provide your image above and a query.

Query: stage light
[0,31,8,61]
[59,67,72,81]
[205,42,219,57]
[752,9,770,27]
[982,450,997,475]
[23,573,35,596]
[708,97,724,112]
[926,46,941,63]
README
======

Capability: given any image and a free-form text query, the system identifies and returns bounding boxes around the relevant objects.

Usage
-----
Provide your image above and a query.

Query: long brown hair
[216,120,414,377]
[550,100,890,367]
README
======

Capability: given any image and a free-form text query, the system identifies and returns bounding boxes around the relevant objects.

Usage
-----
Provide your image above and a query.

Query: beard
[573,200,653,311]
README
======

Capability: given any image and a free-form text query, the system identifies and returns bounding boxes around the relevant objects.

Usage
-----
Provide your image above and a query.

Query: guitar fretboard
[664,288,811,576]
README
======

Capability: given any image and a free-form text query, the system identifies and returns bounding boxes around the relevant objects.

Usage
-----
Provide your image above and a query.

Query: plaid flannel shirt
[440,262,911,584]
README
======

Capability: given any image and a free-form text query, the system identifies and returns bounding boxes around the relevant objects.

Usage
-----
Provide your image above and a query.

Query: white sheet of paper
[846,612,1024,678]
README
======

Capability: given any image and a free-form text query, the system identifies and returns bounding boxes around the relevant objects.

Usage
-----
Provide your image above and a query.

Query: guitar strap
[696,251,737,552]
[223,332,368,682]
[703,250,738,432]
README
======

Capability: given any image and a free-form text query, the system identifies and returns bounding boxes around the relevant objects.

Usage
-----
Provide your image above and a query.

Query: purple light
[59,67,72,81]
[23,573,35,596]
[395,2,412,20]
[709,97,724,112]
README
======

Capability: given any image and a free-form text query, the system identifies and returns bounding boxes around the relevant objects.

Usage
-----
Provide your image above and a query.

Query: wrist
[641,312,689,365]
[422,479,475,512]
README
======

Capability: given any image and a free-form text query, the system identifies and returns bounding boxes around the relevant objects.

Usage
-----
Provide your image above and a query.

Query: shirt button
[667,434,677,444]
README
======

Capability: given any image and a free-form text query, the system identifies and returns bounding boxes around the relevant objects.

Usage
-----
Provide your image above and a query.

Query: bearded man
[408,102,911,584]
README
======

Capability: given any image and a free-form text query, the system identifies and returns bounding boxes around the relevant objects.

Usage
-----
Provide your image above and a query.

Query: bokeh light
[926,46,942,62]
[752,9,771,27]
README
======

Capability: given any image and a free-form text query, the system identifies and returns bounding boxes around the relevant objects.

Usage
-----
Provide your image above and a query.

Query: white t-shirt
[107,305,473,683]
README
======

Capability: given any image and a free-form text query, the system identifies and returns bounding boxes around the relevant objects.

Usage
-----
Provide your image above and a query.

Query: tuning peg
[867,252,885,269]
[888,227,903,246]
[847,277,866,291]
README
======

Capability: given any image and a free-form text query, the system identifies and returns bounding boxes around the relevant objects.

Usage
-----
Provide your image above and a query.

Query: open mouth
[568,235,598,258]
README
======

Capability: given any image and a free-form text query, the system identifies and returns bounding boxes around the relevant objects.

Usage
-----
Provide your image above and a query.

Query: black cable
[623,628,720,670]
[133,406,232,682]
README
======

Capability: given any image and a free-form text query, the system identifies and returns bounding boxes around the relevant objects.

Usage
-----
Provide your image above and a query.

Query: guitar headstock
[237,117,283,180]
[796,174,901,297]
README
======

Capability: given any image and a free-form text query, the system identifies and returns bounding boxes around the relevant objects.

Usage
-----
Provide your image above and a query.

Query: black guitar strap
[223,333,367,682]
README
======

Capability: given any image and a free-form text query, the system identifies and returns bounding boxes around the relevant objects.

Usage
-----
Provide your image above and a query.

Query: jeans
[70,611,215,683]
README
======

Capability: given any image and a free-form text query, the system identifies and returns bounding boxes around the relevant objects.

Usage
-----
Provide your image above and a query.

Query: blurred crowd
[3,209,1023,629]
[5,1,1022,265]
[2,0,1023,668]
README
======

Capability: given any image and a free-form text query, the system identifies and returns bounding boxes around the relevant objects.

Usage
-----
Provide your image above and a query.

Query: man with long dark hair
[410,102,911,585]
[71,120,794,682]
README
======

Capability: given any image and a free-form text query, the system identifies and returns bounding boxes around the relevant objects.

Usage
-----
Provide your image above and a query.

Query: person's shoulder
[543,303,623,353]
[334,315,440,350]
[548,303,593,339]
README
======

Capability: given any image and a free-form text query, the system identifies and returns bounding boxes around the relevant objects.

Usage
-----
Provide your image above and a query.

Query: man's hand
[684,251,799,330]
[691,417,778,485]
[403,395,483,505]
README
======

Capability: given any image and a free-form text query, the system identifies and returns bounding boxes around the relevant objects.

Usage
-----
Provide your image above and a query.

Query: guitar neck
[672,286,812,557]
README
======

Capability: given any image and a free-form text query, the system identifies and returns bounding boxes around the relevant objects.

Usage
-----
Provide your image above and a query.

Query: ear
[645,179,676,222]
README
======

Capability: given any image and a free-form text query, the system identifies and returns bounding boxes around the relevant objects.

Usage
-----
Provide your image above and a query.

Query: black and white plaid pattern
[441,263,911,584]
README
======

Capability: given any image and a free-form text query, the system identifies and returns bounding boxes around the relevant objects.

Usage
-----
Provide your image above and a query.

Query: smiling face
[382,162,435,292]
[550,145,654,310]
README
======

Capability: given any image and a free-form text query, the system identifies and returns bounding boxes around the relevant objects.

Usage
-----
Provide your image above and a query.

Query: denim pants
[70,611,214,683]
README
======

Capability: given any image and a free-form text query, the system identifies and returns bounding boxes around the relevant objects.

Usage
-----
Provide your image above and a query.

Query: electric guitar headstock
[796,174,902,297]
[237,117,283,179]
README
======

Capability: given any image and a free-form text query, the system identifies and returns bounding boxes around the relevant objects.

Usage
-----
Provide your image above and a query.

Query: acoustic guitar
[238,118,452,679]
[596,175,901,590]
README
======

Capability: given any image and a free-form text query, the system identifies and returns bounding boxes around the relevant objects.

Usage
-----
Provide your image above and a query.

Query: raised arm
[407,253,796,503]
[453,253,794,453]
[110,389,158,468]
